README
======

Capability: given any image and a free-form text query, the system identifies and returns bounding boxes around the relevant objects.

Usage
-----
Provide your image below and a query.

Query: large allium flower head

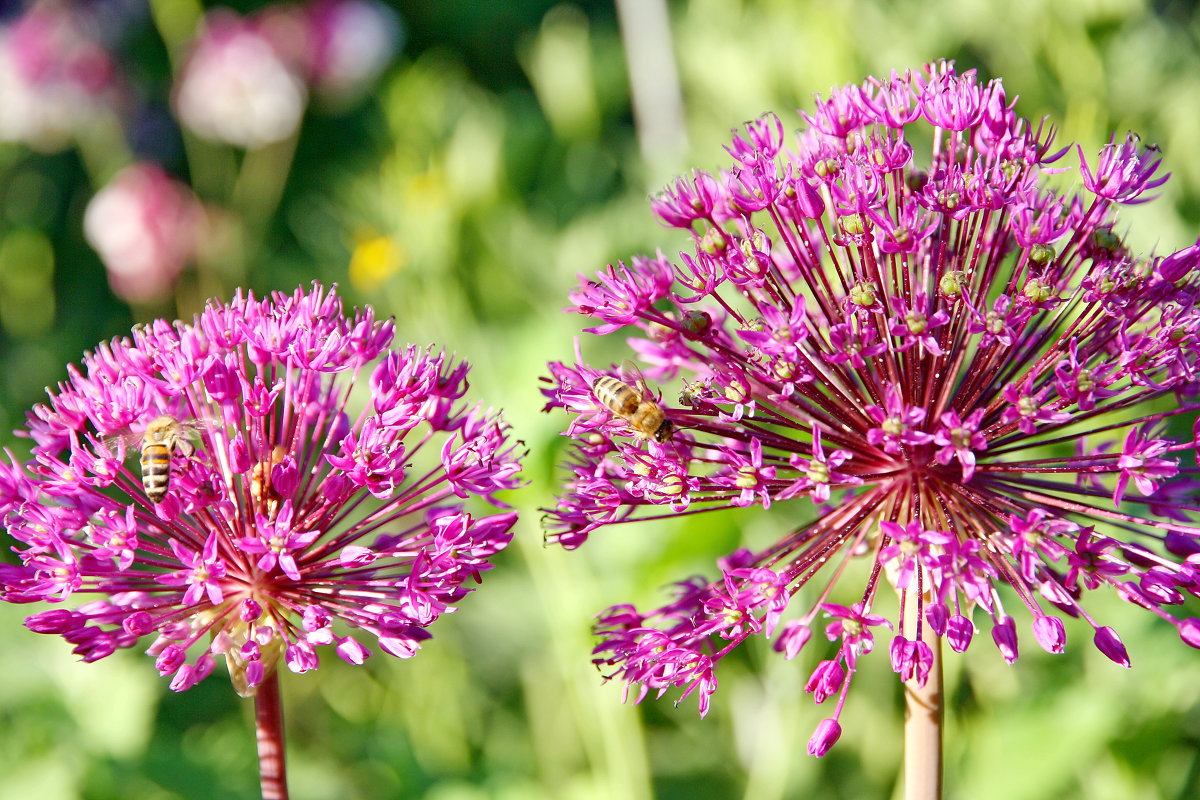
[543,60,1200,749]
[1,283,521,696]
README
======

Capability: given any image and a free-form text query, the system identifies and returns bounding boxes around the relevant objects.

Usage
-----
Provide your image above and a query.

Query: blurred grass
[1,0,1199,798]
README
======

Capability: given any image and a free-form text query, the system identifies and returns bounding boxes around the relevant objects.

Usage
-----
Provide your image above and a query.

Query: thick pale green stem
[613,0,687,183]
[902,586,943,800]
[254,671,290,800]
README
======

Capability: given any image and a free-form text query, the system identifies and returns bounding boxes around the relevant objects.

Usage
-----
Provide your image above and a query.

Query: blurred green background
[2,0,1199,798]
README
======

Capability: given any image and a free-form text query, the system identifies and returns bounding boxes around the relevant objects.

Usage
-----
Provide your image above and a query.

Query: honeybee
[134,415,202,504]
[591,366,675,443]
[250,445,288,515]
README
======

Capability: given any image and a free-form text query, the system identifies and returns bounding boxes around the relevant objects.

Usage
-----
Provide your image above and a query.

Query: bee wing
[176,417,222,457]
[101,429,142,454]
[180,418,217,436]
[617,360,651,397]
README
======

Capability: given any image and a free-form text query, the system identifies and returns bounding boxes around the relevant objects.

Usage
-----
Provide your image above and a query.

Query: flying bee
[591,365,675,443]
[108,415,205,504]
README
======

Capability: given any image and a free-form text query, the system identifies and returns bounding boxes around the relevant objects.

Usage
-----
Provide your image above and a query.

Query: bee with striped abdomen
[136,415,203,504]
[591,366,675,443]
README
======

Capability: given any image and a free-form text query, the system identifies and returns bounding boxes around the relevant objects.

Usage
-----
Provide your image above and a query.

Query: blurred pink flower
[174,10,307,148]
[83,163,206,304]
[0,5,118,150]
[305,0,401,103]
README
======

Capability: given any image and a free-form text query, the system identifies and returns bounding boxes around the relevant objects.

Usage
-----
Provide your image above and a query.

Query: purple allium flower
[543,61,1200,751]
[0,283,520,696]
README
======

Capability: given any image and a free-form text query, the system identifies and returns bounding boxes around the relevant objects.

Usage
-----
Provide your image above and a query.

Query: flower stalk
[902,584,942,800]
[255,672,289,800]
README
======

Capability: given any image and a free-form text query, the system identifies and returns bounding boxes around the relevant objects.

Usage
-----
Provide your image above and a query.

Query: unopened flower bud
[1093,625,1131,667]
[1178,618,1200,649]
[680,310,712,337]
[1029,244,1056,265]
[804,659,845,704]
[992,616,1019,663]
[807,718,842,757]
[926,603,949,636]
[947,614,974,653]
[1032,615,1066,654]
[773,621,812,659]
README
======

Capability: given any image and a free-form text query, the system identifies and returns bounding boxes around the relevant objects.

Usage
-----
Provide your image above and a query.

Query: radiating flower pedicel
[0,284,521,695]
[543,61,1200,751]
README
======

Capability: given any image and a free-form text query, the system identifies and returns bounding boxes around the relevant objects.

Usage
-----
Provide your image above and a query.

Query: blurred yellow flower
[348,232,405,291]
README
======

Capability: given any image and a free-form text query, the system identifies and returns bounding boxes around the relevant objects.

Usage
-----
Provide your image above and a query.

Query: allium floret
[543,60,1200,752]
[1,283,521,695]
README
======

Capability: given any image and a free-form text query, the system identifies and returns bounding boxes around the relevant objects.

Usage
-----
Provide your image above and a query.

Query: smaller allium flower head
[173,9,308,148]
[1,283,521,696]
[544,61,1200,750]
[83,163,209,305]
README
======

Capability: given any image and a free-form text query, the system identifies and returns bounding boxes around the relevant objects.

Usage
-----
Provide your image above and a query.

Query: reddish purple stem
[255,672,290,800]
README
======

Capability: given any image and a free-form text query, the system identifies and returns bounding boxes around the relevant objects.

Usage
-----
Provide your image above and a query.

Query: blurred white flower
[83,163,206,304]
[173,11,307,148]
[0,6,118,151]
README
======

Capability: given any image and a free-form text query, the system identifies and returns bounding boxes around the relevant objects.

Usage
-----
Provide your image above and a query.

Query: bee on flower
[1,284,522,697]
[543,61,1200,756]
